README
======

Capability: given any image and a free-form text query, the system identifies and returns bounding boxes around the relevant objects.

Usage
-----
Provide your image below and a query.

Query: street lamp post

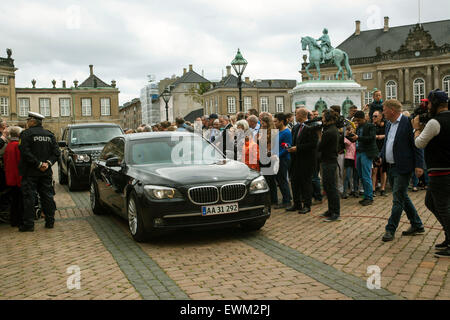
[160,87,171,122]
[231,49,248,112]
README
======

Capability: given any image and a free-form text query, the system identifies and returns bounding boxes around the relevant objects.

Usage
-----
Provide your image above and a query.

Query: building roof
[120,98,141,110]
[79,74,111,88]
[337,19,450,59]
[213,74,253,89]
[171,70,210,87]
[211,74,296,90]
[184,108,204,123]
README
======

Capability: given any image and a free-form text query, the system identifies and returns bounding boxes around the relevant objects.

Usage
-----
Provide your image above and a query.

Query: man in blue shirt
[273,113,292,209]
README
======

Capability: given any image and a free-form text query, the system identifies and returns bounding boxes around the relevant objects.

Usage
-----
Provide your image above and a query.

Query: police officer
[18,112,60,232]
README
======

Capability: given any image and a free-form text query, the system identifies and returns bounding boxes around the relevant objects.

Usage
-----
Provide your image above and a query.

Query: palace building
[301,18,450,110]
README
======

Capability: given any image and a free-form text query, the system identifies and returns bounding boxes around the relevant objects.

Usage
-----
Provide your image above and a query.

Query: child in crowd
[343,125,358,199]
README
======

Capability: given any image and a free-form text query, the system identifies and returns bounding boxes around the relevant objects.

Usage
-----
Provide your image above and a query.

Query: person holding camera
[380,99,425,242]
[413,89,450,258]
[318,109,340,222]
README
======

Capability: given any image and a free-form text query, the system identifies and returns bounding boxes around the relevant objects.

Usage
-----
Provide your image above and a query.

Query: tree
[184,82,211,105]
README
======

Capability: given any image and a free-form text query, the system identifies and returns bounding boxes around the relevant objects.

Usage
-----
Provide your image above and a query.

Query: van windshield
[70,127,123,145]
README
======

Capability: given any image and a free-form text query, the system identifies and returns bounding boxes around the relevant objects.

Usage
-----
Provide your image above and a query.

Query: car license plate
[202,203,239,216]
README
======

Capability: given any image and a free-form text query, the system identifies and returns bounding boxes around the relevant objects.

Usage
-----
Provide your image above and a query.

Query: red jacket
[3,140,22,187]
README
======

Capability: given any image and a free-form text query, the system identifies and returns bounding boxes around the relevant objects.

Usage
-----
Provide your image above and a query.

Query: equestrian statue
[301,28,353,80]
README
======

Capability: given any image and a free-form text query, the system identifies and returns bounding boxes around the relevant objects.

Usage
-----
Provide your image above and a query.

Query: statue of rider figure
[316,28,332,64]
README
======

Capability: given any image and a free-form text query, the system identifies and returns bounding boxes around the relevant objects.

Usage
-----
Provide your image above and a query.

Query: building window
[205,99,209,113]
[39,98,51,117]
[0,97,9,116]
[101,98,111,116]
[364,91,374,105]
[244,97,252,111]
[18,98,30,117]
[443,75,450,96]
[276,97,284,113]
[210,98,213,114]
[413,78,425,105]
[82,98,92,116]
[386,81,397,100]
[59,98,71,117]
[260,97,268,113]
[362,72,373,80]
[215,96,218,114]
[0,75,7,84]
[227,97,236,114]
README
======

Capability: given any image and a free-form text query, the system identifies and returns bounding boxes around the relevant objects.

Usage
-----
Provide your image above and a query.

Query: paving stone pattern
[0,169,448,300]
[87,215,189,300]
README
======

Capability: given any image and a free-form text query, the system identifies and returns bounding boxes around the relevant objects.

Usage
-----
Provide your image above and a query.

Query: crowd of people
[119,89,449,257]
[1,89,449,257]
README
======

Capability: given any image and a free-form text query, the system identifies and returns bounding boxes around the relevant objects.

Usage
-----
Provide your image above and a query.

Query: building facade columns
[434,65,440,89]
[398,69,404,102]
[404,68,410,103]
[377,71,382,92]
[427,66,432,93]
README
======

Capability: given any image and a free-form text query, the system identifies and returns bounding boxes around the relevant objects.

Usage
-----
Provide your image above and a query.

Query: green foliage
[184,83,211,104]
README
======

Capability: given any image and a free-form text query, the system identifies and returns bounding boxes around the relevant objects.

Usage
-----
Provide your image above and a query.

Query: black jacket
[293,123,318,172]
[221,123,233,157]
[424,111,450,172]
[369,100,383,120]
[380,115,424,175]
[319,124,339,164]
[18,125,60,177]
[356,122,379,159]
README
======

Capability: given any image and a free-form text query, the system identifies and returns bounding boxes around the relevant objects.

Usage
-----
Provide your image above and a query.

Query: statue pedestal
[290,80,366,116]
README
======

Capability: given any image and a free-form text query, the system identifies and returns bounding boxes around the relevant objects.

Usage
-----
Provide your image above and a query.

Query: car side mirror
[105,157,121,167]
[58,141,67,147]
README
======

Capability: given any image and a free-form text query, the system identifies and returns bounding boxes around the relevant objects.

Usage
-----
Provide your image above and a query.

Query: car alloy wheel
[90,180,105,215]
[58,164,67,185]
[128,197,138,236]
[68,167,73,189]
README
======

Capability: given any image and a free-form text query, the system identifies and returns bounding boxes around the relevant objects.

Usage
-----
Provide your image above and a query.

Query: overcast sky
[1,0,449,104]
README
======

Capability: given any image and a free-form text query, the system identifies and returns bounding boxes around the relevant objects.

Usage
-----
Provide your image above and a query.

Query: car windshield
[70,127,123,145]
[129,136,223,165]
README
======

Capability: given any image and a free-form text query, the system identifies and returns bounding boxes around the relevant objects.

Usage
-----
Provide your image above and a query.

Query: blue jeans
[276,157,292,204]
[386,167,424,233]
[412,169,429,187]
[343,166,358,194]
[357,152,373,201]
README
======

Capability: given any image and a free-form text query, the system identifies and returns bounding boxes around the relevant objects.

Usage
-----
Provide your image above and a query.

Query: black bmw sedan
[89,132,271,241]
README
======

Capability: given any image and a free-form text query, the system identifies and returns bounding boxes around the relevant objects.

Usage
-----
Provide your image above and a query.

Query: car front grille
[221,184,247,202]
[188,186,219,205]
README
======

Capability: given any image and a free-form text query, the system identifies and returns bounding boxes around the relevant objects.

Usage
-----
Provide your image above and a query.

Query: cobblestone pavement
[0,169,449,300]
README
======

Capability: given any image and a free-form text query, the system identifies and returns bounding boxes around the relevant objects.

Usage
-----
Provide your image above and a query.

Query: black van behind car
[58,123,123,190]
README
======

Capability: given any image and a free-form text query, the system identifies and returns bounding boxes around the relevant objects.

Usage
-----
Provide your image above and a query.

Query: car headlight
[144,185,183,200]
[73,154,90,163]
[249,176,269,194]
